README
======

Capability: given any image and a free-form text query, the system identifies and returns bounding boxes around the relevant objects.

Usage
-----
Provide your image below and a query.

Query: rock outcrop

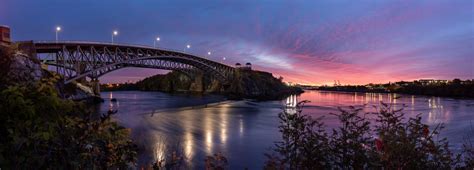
[0,48,44,87]
[225,70,303,100]
[134,69,303,100]
[0,45,100,102]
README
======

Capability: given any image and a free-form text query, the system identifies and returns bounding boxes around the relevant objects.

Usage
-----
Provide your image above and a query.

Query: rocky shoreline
[0,45,102,102]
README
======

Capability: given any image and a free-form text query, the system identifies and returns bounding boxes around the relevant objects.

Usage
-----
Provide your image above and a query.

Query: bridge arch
[27,41,235,84]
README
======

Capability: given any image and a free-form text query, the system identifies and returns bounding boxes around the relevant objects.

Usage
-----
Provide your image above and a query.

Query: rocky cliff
[134,69,303,100]
[0,45,100,102]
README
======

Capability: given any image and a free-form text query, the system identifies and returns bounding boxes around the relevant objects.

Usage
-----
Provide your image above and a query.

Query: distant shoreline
[307,88,474,100]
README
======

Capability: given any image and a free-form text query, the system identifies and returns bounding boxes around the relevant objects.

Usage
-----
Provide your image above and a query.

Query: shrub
[371,103,460,169]
[0,77,137,169]
[330,106,375,169]
[266,101,331,169]
[267,101,463,169]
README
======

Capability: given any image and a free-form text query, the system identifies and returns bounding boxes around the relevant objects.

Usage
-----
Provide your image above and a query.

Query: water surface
[100,90,474,169]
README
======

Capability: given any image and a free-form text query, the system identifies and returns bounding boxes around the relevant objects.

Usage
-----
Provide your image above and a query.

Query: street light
[55,26,61,43]
[154,37,160,48]
[207,51,211,55]
[184,44,191,52]
[112,30,118,44]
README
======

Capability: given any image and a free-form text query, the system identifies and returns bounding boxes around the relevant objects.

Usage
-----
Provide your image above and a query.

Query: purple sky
[1,0,473,85]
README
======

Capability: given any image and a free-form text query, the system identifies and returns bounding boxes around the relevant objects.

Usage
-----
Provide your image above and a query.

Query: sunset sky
[1,0,473,85]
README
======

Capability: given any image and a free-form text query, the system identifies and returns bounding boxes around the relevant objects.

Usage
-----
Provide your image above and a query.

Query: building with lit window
[0,25,11,46]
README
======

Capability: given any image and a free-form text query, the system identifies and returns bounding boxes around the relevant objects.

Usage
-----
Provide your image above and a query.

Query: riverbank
[316,82,474,99]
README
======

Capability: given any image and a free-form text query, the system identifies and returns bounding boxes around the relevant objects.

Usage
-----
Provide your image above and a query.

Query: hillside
[133,69,302,100]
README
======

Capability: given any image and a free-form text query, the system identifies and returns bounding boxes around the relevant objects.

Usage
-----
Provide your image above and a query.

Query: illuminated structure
[0,25,11,46]
[18,41,236,94]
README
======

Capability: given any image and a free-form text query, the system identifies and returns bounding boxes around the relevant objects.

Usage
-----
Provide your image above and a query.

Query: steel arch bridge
[24,41,235,84]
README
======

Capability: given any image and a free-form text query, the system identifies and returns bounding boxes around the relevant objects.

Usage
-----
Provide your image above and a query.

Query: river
[99,90,474,169]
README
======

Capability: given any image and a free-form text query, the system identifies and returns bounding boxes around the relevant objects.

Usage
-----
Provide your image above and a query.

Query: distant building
[236,62,252,70]
[417,79,448,85]
[244,62,252,70]
[395,81,413,87]
[0,25,11,46]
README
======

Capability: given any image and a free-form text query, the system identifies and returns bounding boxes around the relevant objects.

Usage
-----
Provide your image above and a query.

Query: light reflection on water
[101,90,474,169]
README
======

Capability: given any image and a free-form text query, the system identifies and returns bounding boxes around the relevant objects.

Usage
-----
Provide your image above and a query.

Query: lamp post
[154,37,160,48]
[184,44,191,52]
[112,30,118,44]
[55,26,61,43]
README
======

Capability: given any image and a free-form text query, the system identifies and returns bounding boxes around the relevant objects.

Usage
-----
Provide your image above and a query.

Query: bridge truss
[27,41,235,84]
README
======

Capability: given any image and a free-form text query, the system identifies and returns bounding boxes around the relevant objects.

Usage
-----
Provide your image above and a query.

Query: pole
[55,31,58,43]
[111,34,114,44]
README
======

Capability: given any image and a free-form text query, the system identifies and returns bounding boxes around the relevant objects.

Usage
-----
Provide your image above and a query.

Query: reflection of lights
[428,111,434,123]
[428,97,443,109]
[203,111,213,154]
[221,128,227,143]
[153,136,166,164]
[393,94,397,104]
[184,132,193,158]
[286,95,297,107]
[427,97,449,125]
[284,95,298,115]
[108,92,115,109]
[219,110,228,143]
[155,146,165,163]
[205,131,212,154]
[239,119,244,136]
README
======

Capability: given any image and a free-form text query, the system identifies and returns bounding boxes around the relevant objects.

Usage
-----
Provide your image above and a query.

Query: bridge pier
[91,78,100,96]
[75,62,87,84]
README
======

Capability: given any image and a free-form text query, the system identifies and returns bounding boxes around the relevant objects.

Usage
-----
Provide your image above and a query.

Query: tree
[0,77,137,169]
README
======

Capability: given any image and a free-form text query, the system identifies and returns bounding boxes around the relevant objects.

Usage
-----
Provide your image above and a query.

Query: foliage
[152,143,187,170]
[266,101,331,169]
[266,101,465,169]
[330,106,375,169]
[134,70,303,100]
[462,123,474,168]
[0,45,14,86]
[371,103,460,169]
[204,152,228,170]
[0,77,137,169]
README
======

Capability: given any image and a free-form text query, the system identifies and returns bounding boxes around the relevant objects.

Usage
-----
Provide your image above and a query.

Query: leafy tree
[0,77,137,169]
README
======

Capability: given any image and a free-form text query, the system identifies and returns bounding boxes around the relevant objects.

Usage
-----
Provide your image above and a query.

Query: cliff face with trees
[0,45,137,168]
[132,69,303,100]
